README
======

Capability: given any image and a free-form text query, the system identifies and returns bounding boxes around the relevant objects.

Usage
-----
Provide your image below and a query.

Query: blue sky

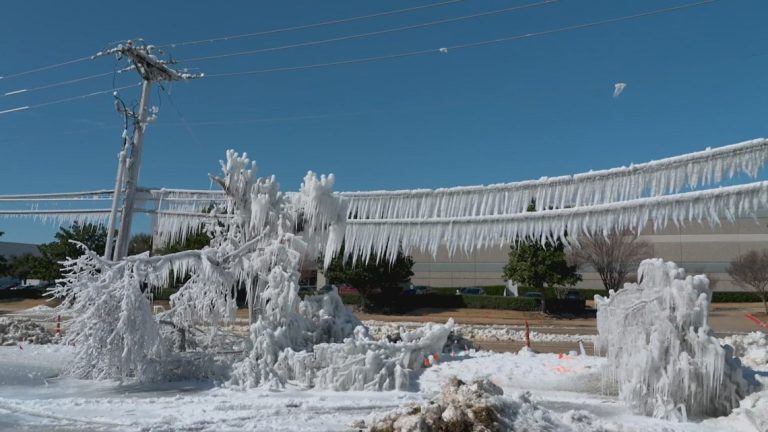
[1,0,766,244]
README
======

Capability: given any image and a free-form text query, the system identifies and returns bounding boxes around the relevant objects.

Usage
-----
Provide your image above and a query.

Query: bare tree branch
[568,231,654,292]
[727,249,768,315]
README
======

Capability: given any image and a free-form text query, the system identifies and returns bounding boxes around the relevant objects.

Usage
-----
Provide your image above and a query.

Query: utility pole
[97,41,202,260]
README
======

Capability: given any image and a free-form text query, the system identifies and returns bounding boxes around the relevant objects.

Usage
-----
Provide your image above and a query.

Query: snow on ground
[16,304,57,316]
[363,320,594,343]
[2,344,766,431]
[722,332,768,371]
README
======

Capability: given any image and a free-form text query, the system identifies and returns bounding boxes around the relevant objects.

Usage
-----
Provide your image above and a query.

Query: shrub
[338,292,541,312]
[460,295,540,311]
[339,293,362,305]
[711,292,762,303]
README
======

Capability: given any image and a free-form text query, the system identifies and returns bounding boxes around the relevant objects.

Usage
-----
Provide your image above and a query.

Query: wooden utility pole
[97,41,202,260]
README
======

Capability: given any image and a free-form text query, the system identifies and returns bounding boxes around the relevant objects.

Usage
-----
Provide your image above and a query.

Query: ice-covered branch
[0,209,111,225]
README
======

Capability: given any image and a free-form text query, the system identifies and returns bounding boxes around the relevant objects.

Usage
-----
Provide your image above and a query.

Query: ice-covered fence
[595,259,749,420]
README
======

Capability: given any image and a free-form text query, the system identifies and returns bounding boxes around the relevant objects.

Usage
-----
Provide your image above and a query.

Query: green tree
[504,239,581,296]
[502,202,581,302]
[128,233,154,256]
[155,230,212,255]
[35,222,109,281]
[323,247,414,311]
[8,253,42,285]
[0,231,8,276]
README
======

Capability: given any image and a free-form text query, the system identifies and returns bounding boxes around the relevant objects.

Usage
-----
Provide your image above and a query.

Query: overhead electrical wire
[0,0,553,98]
[174,0,558,64]
[0,0,718,117]
[157,0,467,49]
[0,68,135,98]
[0,1,477,97]
[203,0,719,79]
[0,55,94,81]
[0,83,140,116]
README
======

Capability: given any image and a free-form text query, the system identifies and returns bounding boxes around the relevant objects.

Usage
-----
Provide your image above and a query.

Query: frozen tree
[568,231,654,293]
[51,246,167,381]
[727,249,768,314]
[52,150,453,390]
[595,259,749,420]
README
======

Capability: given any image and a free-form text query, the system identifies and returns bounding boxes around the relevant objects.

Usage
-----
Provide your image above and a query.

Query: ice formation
[595,259,749,420]
[343,181,768,263]
[339,138,768,219]
[3,138,768,260]
[0,317,53,345]
[51,150,452,390]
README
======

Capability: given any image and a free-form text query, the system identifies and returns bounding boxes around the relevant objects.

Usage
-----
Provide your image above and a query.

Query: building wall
[408,217,768,291]
[0,241,41,259]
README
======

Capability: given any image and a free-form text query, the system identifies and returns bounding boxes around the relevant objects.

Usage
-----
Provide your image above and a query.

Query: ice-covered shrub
[52,248,167,381]
[595,259,749,420]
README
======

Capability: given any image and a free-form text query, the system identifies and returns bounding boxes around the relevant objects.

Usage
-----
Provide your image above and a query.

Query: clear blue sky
[1,0,766,244]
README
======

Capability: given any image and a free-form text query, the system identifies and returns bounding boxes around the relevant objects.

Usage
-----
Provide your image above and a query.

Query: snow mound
[703,389,768,432]
[18,304,56,316]
[722,332,768,371]
[366,376,611,432]
[366,377,562,432]
[0,317,53,345]
[595,259,749,420]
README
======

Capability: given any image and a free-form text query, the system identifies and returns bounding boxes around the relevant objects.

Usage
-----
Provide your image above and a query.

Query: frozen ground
[0,340,766,431]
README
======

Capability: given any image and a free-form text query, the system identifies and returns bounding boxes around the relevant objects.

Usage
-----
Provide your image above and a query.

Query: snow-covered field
[0,336,766,431]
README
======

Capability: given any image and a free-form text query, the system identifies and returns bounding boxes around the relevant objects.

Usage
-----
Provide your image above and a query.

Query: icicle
[339,138,768,220]
[343,181,768,263]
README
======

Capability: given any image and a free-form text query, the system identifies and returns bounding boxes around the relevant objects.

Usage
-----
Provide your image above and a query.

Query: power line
[204,0,719,79]
[157,0,467,49]
[0,1,547,99]
[1,68,135,98]
[0,55,94,81]
[175,0,557,64]
[0,83,140,116]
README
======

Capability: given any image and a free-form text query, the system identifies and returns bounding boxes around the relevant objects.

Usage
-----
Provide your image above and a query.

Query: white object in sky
[613,82,627,98]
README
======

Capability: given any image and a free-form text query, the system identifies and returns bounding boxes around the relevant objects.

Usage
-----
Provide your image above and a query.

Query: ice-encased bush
[595,259,749,420]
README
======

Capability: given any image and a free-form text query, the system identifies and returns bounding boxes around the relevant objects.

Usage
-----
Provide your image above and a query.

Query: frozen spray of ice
[595,259,749,420]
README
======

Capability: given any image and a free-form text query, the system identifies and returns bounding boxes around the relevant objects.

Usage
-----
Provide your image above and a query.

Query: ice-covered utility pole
[95,41,203,259]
